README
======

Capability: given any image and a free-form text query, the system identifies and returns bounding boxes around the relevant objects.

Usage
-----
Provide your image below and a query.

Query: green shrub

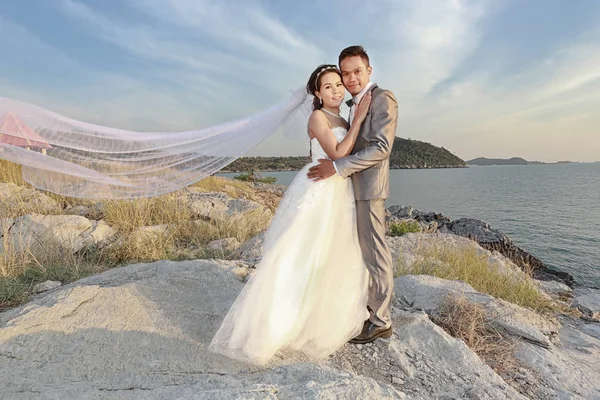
[234,173,277,184]
[389,220,421,236]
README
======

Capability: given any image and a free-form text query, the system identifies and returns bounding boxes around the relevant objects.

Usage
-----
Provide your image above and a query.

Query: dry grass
[0,227,110,309]
[0,160,96,217]
[0,161,272,309]
[432,294,520,377]
[0,206,267,309]
[397,244,555,313]
[0,159,26,186]
[102,194,191,232]
[191,176,258,198]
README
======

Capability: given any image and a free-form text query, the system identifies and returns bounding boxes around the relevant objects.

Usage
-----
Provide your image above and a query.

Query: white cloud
[0,16,233,131]
[60,0,323,98]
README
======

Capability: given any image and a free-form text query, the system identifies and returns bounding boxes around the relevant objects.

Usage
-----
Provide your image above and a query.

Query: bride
[208,64,372,365]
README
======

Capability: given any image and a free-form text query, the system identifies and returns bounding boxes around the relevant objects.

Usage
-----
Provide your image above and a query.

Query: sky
[1,0,599,162]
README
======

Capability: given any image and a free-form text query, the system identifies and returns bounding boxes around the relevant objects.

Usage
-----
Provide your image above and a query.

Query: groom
[307,45,398,344]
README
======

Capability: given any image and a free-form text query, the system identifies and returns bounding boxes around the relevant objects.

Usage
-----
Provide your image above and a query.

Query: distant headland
[467,157,578,166]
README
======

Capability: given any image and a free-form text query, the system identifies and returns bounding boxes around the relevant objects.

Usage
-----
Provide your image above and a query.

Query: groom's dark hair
[338,45,370,67]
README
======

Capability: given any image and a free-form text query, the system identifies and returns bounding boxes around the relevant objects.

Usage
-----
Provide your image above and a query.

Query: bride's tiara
[314,66,340,89]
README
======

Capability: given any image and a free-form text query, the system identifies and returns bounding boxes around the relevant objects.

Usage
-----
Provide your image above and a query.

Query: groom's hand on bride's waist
[307,159,336,182]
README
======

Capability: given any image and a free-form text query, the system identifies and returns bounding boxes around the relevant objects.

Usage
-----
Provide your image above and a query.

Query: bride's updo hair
[307,64,342,111]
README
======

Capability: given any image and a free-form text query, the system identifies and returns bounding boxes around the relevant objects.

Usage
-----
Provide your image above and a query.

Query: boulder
[0,214,115,258]
[0,182,61,217]
[32,280,62,294]
[235,232,265,261]
[573,290,600,320]
[534,279,572,300]
[129,225,170,247]
[177,190,272,224]
[64,205,94,218]
[207,238,241,254]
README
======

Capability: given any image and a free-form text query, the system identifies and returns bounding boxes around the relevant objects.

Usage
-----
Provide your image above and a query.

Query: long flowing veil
[0,87,313,199]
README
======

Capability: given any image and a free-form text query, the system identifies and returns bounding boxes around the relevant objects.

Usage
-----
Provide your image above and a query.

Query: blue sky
[1,0,599,162]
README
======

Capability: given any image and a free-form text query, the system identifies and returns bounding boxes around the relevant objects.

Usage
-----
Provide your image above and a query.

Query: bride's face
[316,72,345,108]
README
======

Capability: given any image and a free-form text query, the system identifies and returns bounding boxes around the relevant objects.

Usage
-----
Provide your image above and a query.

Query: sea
[220,163,600,288]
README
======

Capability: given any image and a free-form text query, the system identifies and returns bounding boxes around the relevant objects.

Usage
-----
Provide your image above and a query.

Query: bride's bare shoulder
[309,109,325,122]
[308,110,328,129]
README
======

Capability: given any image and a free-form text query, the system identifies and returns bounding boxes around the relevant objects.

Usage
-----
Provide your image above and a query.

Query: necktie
[349,99,357,125]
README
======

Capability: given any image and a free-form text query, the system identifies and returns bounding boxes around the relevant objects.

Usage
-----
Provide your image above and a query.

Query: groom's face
[340,56,372,96]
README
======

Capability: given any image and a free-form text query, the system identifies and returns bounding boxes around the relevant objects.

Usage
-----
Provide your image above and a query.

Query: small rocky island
[0,174,599,399]
[467,157,578,166]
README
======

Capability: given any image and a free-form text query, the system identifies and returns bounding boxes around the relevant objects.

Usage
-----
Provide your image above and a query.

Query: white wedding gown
[209,126,369,365]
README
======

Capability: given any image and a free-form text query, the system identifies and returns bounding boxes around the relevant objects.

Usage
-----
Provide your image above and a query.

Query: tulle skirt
[209,162,369,365]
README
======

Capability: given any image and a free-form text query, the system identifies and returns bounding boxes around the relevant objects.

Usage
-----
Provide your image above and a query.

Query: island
[467,157,577,166]
[222,137,467,172]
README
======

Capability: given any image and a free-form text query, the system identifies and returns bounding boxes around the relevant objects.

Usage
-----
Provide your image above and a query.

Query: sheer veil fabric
[0,88,311,199]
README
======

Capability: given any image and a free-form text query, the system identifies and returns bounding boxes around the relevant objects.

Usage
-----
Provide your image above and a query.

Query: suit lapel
[358,84,379,139]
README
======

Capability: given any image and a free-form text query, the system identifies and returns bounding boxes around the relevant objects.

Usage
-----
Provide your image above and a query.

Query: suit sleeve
[334,90,398,178]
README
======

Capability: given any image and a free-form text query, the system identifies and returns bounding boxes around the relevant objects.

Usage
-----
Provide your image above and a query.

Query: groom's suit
[334,83,398,328]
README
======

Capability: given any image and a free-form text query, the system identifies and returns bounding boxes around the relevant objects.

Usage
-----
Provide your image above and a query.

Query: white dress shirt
[348,81,374,125]
[333,81,375,176]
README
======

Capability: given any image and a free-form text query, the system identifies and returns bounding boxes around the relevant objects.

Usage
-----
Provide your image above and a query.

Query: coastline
[222,164,469,173]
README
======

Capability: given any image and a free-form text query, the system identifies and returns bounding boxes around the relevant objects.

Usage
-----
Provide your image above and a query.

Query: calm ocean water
[220,163,600,287]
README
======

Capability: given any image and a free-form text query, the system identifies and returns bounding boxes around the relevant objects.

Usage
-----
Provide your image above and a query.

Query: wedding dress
[209,126,369,365]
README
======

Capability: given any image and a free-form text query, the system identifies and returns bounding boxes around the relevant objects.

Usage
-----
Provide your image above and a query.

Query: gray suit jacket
[335,84,398,201]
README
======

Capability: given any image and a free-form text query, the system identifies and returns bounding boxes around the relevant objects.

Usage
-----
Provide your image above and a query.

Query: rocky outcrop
[395,275,559,348]
[386,205,575,286]
[0,259,520,399]
[3,257,597,399]
[1,178,597,398]
[327,309,525,399]
[446,218,574,284]
[392,275,600,399]
[388,232,530,280]
[0,260,405,399]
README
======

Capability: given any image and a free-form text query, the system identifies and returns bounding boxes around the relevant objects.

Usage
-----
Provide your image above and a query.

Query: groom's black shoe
[349,320,393,344]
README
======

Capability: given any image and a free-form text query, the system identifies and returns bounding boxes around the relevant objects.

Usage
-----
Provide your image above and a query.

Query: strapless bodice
[310,126,347,162]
